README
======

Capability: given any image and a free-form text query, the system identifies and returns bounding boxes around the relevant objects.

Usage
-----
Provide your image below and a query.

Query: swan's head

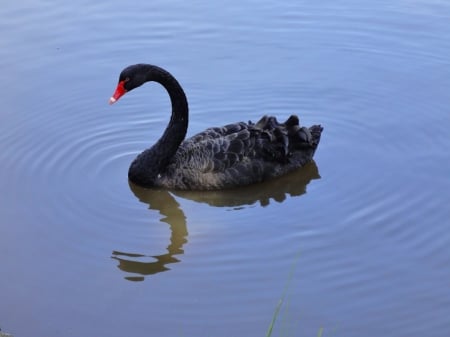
[109,64,148,105]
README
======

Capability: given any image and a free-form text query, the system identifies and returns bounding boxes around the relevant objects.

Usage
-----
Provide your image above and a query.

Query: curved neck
[128,65,189,187]
[146,65,189,150]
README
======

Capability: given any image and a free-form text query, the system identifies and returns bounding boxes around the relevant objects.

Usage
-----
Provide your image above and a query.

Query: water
[1,0,450,336]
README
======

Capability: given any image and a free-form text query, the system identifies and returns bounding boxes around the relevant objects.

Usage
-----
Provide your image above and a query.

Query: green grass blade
[317,327,324,337]
[265,299,283,337]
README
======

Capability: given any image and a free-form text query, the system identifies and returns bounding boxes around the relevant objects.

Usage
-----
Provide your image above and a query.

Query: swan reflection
[111,189,187,281]
[172,160,320,208]
[112,161,320,281]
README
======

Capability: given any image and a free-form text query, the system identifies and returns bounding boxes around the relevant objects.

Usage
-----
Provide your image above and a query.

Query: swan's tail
[253,115,323,162]
[308,124,323,149]
[283,115,323,150]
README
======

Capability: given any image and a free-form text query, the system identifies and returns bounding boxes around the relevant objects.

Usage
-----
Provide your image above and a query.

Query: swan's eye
[121,77,132,90]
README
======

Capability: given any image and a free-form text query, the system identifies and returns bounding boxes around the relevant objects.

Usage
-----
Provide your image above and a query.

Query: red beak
[109,80,127,104]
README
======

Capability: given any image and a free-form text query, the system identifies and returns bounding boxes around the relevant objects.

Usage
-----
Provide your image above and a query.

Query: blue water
[1,1,450,336]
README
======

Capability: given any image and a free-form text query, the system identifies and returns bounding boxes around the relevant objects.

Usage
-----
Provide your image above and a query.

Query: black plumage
[109,64,323,190]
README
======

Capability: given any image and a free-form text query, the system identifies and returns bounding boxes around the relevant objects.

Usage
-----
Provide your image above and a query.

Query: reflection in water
[111,189,188,281]
[114,161,320,281]
[173,160,320,208]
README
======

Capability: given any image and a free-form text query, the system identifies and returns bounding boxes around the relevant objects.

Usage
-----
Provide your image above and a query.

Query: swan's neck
[128,65,188,187]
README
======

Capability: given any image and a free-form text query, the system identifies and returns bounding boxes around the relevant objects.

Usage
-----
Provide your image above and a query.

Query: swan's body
[110,64,323,190]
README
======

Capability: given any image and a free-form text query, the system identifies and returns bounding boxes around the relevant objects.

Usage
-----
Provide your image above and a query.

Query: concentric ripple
[1,0,450,336]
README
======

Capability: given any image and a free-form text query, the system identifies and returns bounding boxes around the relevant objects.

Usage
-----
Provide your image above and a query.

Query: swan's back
[156,115,323,190]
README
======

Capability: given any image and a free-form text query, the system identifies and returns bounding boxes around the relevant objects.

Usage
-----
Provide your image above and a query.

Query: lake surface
[1,0,449,336]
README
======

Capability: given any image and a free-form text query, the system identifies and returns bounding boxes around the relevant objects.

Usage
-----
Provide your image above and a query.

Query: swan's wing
[186,122,249,143]
[175,127,257,172]
[159,115,322,189]
[173,115,319,173]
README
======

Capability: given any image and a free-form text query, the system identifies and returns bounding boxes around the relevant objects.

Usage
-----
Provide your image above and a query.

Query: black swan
[109,64,323,190]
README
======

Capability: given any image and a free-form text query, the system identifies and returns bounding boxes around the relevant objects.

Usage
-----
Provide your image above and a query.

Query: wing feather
[164,115,322,188]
